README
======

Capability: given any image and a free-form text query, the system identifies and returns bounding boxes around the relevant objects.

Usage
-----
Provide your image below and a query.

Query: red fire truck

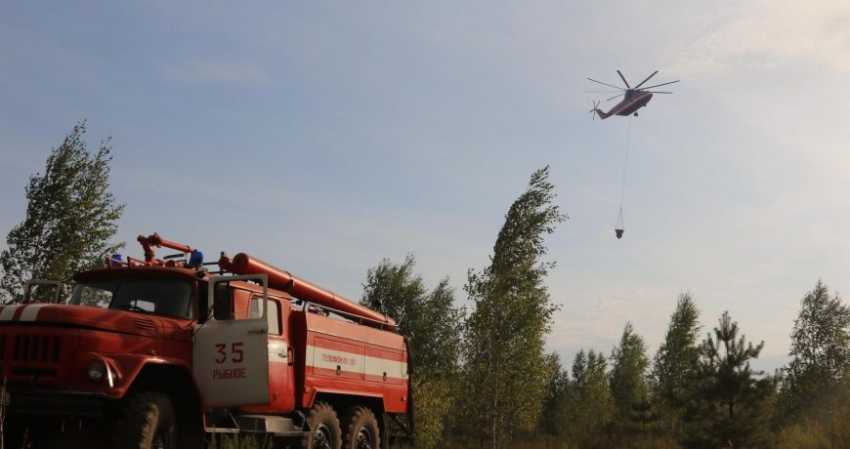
[0,233,412,448]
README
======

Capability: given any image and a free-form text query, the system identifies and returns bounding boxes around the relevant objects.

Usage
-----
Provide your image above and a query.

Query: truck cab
[1,234,412,449]
[1,267,202,447]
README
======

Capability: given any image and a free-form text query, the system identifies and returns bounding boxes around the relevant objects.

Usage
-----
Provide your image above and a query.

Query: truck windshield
[69,278,193,319]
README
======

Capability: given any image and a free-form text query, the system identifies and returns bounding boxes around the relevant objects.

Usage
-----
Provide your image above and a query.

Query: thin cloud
[667,0,850,74]
[161,59,273,86]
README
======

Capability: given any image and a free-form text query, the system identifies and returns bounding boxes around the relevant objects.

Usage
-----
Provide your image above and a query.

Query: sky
[2,0,850,373]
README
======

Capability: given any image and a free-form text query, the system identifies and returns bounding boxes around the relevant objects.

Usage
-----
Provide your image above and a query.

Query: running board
[206,414,305,437]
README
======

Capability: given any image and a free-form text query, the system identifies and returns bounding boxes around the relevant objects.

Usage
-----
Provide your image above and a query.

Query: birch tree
[0,122,124,303]
[459,166,566,447]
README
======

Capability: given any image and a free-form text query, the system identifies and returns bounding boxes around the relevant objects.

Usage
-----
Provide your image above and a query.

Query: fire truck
[0,233,413,449]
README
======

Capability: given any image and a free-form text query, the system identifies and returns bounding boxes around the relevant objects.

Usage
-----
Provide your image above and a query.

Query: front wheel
[113,391,176,449]
[303,402,342,449]
[342,407,380,449]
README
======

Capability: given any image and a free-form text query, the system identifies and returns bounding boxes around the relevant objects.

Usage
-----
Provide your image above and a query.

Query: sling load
[615,207,625,239]
[614,116,632,239]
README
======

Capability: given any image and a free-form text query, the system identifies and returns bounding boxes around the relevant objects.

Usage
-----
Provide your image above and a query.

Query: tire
[113,391,177,449]
[342,407,380,449]
[2,417,26,449]
[302,402,342,449]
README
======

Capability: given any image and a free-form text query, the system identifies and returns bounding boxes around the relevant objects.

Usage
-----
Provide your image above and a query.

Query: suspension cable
[619,115,633,208]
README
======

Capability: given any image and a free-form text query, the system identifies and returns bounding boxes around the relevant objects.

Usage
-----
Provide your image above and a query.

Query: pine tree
[360,255,462,449]
[609,322,651,435]
[459,166,566,447]
[652,291,701,437]
[0,122,124,303]
[685,311,774,448]
[780,279,850,421]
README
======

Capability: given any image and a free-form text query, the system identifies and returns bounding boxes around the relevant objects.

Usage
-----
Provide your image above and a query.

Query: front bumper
[6,389,109,417]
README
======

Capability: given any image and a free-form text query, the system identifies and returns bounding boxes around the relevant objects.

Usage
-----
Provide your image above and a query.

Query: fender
[72,352,198,401]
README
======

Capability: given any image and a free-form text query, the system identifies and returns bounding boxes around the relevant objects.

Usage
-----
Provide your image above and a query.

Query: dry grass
[207,433,273,449]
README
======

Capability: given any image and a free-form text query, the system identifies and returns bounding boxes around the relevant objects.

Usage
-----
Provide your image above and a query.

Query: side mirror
[212,284,233,320]
[23,280,62,304]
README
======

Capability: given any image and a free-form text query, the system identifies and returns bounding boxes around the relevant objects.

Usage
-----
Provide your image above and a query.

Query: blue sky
[3,0,850,372]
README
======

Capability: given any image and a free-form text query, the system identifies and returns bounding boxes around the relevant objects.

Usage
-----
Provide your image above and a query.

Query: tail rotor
[589,100,601,121]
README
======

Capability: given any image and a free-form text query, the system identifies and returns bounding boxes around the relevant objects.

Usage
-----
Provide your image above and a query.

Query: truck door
[193,275,271,407]
[248,295,296,412]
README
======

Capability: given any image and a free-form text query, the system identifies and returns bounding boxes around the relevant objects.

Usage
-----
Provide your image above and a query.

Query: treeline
[360,169,850,448]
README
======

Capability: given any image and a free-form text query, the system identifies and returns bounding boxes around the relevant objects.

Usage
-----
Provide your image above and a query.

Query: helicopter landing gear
[634,112,639,117]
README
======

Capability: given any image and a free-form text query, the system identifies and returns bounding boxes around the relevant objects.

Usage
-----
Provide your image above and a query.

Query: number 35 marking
[214,342,245,364]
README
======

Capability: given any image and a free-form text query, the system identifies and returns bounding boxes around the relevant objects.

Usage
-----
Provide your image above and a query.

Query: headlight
[87,359,106,381]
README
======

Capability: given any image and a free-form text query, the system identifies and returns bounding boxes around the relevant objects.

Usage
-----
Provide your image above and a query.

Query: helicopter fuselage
[596,91,653,120]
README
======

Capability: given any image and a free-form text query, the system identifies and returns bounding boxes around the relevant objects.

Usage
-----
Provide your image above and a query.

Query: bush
[777,422,829,449]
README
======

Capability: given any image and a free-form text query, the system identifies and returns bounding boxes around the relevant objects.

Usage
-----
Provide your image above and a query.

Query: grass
[207,432,274,449]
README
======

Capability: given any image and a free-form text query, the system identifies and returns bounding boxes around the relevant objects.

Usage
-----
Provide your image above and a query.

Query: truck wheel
[113,391,177,449]
[303,402,342,449]
[342,407,380,449]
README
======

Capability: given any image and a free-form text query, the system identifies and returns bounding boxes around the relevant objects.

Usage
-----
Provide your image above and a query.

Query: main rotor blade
[607,93,625,101]
[639,80,680,90]
[584,90,624,93]
[633,71,658,89]
[616,70,631,89]
[646,91,673,94]
[587,78,626,90]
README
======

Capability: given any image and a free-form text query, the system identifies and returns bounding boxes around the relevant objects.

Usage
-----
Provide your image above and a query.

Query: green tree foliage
[360,255,462,449]
[539,353,569,437]
[685,311,774,448]
[609,322,651,435]
[362,254,462,379]
[459,166,566,447]
[0,122,124,303]
[780,279,850,422]
[564,349,614,447]
[409,376,455,449]
[652,292,701,437]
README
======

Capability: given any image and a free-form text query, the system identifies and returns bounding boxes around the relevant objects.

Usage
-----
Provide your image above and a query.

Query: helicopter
[587,70,679,120]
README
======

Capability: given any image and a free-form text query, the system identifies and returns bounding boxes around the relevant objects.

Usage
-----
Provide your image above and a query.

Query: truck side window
[212,284,233,320]
[250,297,281,335]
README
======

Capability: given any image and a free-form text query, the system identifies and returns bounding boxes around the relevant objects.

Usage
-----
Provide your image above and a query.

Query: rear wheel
[303,402,342,449]
[342,407,380,449]
[113,391,176,449]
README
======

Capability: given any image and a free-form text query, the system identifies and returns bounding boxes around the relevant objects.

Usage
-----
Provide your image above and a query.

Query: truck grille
[0,330,73,383]
[13,335,61,363]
